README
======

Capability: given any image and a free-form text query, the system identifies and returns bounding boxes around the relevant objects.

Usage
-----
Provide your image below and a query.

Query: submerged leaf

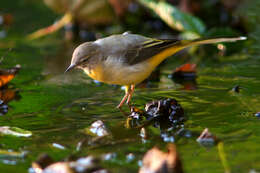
[0,126,32,137]
[139,0,206,34]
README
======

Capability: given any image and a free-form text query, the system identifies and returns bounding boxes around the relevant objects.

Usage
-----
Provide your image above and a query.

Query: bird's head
[65,42,98,72]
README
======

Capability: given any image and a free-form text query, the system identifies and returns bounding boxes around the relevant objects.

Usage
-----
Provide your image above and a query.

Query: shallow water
[1,1,260,173]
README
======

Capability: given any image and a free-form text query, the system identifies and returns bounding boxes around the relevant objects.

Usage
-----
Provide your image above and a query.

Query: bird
[65,32,246,108]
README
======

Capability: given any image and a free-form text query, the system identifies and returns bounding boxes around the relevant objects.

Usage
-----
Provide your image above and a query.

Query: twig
[27,12,73,40]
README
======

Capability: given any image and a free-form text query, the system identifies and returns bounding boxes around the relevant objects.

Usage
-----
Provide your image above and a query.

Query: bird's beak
[65,63,76,73]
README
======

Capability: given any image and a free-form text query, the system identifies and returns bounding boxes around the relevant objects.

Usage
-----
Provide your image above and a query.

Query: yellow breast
[83,59,154,86]
[83,64,106,82]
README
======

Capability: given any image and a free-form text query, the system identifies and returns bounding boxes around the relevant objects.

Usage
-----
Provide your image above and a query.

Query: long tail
[148,36,247,67]
[180,36,247,47]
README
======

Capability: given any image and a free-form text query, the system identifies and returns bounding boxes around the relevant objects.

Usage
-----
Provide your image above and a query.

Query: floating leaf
[0,64,20,88]
[0,126,32,137]
[139,0,206,34]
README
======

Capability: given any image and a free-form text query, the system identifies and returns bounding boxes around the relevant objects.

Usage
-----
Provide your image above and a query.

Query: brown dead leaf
[0,64,20,88]
[175,63,196,73]
[139,144,183,173]
[0,88,17,103]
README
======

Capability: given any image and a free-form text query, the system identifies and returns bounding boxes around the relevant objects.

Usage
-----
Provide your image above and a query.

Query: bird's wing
[124,38,180,65]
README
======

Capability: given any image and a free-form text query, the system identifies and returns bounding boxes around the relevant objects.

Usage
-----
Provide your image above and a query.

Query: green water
[0,1,260,173]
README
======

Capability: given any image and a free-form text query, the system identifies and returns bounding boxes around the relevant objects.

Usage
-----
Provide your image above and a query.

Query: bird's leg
[126,84,135,106]
[117,85,130,109]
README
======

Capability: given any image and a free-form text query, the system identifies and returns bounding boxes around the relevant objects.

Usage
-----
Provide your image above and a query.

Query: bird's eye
[81,58,89,63]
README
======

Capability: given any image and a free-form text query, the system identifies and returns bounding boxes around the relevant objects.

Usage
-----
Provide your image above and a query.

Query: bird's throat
[83,65,105,82]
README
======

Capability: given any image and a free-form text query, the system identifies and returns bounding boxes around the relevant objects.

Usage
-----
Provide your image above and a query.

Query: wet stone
[86,120,109,137]
[145,98,185,124]
[254,112,260,118]
[127,98,185,131]
[196,128,219,147]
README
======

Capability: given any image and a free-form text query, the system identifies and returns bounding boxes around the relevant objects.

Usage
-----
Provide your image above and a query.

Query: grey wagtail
[65,32,246,108]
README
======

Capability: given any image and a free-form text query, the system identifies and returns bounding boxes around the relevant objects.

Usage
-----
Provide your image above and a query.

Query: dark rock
[145,98,185,124]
